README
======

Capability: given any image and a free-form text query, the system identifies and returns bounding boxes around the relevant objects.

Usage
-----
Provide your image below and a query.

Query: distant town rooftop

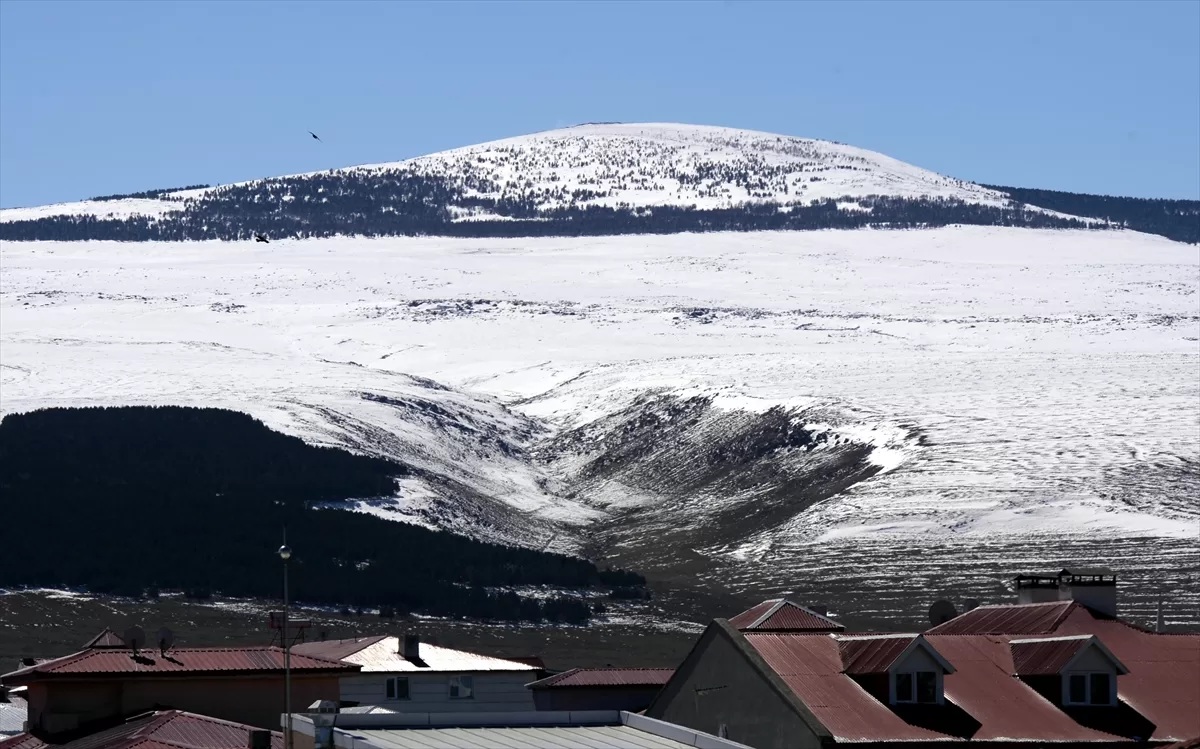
[290,635,537,674]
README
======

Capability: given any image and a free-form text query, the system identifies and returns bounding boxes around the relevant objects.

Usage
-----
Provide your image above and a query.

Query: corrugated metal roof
[356,725,703,749]
[308,637,537,674]
[1,647,353,682]
[737,604,1200,743]
[0,695,26,737]
[836,634,917,674]
[1009,635,1091,675]
[527,668,674,689]
[0,711,282,749]
[728,599,844,632]
[926,601,1076,635]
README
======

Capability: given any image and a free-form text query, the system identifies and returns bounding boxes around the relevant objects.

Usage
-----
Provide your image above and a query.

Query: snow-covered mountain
[3,123,1116,246]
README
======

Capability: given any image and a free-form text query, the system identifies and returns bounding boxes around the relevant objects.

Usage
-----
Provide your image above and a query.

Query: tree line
[984,184,1199,244]
[0,406,643,625]
[0,167,1142,242]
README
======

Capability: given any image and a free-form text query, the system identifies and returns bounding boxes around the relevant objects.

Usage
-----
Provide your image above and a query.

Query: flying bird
[308,131,322,143]
[254,233,270,244]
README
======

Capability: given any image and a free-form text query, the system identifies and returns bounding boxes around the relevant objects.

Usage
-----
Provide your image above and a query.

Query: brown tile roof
[527,668,675,689]
[0,711,282,749]
[1,647,354,684]
[926,600,1076,635]
[728,599,844,632]
[731,604,1200,743]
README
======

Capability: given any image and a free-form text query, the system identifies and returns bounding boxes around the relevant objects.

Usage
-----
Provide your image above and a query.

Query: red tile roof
[926,600,1075,635]
[527,667,675,689]
[837,634,917,674]
[729,599,844,632]
[733,603,1200,743]
[0,711,282,749]
[1,647,354,684]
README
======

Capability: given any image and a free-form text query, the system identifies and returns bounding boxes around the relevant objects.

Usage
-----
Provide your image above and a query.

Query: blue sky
[1,0,1197,208]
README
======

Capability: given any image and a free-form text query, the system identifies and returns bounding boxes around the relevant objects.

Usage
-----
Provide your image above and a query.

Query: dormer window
[895,670,939,704]
[838,634,955,707]
[1065,671,1114,706]
[1010,634,1127,709]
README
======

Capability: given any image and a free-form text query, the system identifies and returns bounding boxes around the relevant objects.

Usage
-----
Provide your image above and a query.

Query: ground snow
[1,227,1197,566]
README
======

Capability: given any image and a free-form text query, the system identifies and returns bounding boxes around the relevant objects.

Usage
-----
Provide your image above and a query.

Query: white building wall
[338,672,536,712]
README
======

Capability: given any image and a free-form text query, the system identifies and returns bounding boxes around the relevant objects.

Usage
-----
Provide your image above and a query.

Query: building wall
[531,686,663,712]
[646,627,820,749]
[338,672,536,712]
[26,675,342,732]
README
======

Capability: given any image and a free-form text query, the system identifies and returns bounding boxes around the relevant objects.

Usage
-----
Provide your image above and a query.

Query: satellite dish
[123,625,146,652]
[929,600,958,626]
[964,598,981,612]
[156,626,175,654]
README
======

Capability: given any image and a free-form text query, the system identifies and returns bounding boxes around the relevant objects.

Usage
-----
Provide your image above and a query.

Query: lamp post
[279,542,292,749]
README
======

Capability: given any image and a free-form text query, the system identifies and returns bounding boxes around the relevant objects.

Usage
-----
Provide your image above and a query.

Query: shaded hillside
[985,184,1199,244]
[0,407,642,623]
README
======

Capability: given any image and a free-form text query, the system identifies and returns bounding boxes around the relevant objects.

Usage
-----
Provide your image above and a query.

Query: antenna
[928,600,958,626]
[123,625,146,655]
[156,626,175,656]
[963,598,981,613]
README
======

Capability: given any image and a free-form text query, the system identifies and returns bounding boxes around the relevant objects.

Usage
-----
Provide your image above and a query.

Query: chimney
[247,730,271,749]
[810,604,828,616]
[1057,569,1117,617]
[402,634,420,660]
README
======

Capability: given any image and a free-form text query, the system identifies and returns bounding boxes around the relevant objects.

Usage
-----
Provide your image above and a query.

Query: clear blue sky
[1,0,1197,208]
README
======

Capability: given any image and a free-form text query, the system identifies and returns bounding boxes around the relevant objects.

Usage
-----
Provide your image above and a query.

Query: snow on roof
[294,636,537,674]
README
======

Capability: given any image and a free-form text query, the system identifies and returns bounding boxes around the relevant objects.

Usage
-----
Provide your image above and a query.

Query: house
[527,667,674,712]
[0,710,280,749]
[290,635,539,712]
[0,631,356,733]
[285,705,752,749]
[646,595,1200,748]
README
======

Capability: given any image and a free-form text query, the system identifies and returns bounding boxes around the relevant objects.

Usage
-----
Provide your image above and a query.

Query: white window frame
[892,670,942,705]
[385,676,410,701]
[448,674,474,700]
[1063,671,1115,706]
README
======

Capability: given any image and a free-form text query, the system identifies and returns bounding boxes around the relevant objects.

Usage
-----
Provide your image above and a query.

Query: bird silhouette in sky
[308,131,322,143]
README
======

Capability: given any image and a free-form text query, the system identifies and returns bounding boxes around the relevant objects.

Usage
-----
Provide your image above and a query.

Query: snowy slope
[1,124,1019,224]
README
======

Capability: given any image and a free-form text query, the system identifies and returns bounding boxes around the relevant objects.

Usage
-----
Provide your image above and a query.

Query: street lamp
[279,542,292,749]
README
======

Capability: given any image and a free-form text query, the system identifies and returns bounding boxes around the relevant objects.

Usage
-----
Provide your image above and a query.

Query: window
[1064,672,1114,706]
[385,676,410,700]
[448,675,474,699]
[895,671,939,704]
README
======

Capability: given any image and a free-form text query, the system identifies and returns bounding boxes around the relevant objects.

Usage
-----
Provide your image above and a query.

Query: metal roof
[728,599,844,632]
[322,712,751,749]
[835,634,917,674]
[294,636,537,674]
[290,636,389,662]
[0,694,26,737]
[736,604,1200,743]
[0,711,282,749]
[1,647,354,683]
[527,668,674,689]
[926,600,1076,635]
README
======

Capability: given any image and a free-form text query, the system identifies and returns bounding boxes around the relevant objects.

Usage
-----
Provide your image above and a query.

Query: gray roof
[352,725,715,749]
[0,694,28,736]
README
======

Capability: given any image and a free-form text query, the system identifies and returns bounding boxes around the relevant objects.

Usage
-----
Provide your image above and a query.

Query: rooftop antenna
[156,626,175,657]
[123,625,146,656]
[929,600,958,627]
